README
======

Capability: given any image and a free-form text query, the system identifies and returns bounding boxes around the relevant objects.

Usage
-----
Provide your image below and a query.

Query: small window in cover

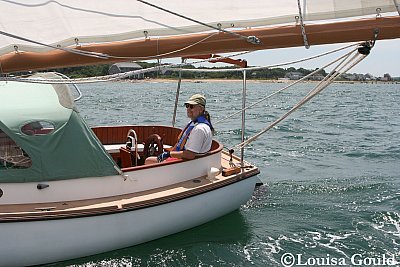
[0,129,32,169]
[21,121,55,136]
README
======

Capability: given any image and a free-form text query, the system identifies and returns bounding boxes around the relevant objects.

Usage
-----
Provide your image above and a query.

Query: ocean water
[46,81,399,267]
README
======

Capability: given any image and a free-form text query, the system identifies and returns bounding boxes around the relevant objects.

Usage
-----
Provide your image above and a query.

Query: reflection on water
[48,211,251,267]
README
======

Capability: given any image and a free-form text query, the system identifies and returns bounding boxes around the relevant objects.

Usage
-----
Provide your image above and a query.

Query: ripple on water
[66,81,400,266]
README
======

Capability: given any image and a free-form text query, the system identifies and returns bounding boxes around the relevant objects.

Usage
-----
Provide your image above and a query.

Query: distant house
[342,73,366,81]
[108,62,144,79]
[381,73,392,81]
[308,74,325,81]
[285,71,304,80]
[364,73,377,81]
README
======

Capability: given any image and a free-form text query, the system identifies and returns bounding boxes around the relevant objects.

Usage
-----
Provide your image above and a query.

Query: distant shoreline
[126,78,400,84]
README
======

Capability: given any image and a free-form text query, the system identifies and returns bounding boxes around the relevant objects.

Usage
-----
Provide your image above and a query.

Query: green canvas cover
[0,77,118,183]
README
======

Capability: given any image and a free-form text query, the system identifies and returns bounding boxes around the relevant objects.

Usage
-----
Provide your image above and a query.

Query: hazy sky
[239,38,399,77]
[163,38,399,77]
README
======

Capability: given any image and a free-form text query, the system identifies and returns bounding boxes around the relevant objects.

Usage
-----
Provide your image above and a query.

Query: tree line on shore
[51,62,398,81]
[52,62,327,80]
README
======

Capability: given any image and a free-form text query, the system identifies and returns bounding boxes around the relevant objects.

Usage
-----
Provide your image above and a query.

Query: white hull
[0,152,221,204]
[0,83,260,266]
[0,175,258,267]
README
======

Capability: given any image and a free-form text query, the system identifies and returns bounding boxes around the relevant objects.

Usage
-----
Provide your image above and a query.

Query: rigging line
[0,63,179,84]
[178,50,252,67]
[87,32,219,61]
[235,51,354,148]
[188,50,251,65]
[394,0,400,15]
[172,58,185,127]
[0,41,360,84]
[0,30,109,59]
[156,37,161,75]
[183,41,354,69]
[0,42,358,84]
[2,0,178,32]
[0,59,4,78]
[16,30,238,63]
[170,42,361,73]
[301,52,356,101]
[236,53,365,150]
[1,55,202,83]
[298,53,364,114]
[220,50,356,127]
[234,50,367,150]
[0,30,218,63]
[0,41,359,84]
[214,47,358,124]
[297,0,310,49]
[302,52,357,99]
[136,0,261,45]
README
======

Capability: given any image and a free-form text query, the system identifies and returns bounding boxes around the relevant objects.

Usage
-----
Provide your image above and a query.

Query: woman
[145,94,214,164]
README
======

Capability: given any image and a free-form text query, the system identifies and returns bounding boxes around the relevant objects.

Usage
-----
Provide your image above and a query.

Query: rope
[169,42,361,73]
[1,28,219,62]
[0,65,169,84]
[393,0,400,15]
[214,46,358,124]
[297,0,310,49]
[136,0,261,44]
[233,49,368,150]
[1,2,230,61]
[0,42,361,84]
[0,30,109,59]
[104,32,220,60]
[183,50,252,66]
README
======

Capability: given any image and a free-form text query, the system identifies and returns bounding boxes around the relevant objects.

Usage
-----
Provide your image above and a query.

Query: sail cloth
[0,0,397,56]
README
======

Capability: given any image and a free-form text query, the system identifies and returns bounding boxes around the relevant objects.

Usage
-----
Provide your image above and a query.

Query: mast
[1,16,400,73]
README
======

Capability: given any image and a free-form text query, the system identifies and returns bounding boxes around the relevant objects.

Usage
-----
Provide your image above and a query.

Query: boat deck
[0,151,259,222]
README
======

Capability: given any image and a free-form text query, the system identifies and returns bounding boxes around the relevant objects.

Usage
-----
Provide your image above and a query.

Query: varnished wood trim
[92,125,222,171]
[121,139,223,172]
[93,125,182,146]
[0,167,259,222]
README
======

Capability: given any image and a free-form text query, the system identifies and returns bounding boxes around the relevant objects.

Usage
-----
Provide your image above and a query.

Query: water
[46,81,399,266]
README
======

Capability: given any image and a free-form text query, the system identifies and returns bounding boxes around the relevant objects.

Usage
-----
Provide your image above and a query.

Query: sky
[233,38,400,78]
[160,37,399,78]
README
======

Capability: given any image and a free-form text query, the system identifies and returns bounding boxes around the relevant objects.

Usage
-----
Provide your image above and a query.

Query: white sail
[0,0,397,55]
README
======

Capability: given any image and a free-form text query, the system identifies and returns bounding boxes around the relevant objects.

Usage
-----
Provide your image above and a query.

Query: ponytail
[204,110,215,134]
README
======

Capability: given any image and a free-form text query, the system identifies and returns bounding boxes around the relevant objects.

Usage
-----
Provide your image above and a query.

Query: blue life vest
[174,115,211,151]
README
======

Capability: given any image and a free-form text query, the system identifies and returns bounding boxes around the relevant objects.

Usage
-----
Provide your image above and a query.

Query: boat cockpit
[92,125,223,169]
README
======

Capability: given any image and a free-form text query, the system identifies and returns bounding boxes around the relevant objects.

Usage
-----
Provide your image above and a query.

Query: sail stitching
[136,0,261,45]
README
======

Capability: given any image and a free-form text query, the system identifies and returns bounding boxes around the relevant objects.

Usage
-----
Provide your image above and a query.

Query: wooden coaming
[92,125,182,147]
[92,124,223,169]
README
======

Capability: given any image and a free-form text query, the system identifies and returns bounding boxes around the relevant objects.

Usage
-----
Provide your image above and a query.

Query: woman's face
[186,104,204,121]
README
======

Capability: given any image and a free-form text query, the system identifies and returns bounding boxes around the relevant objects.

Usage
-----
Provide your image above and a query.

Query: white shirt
[184,122,212,154]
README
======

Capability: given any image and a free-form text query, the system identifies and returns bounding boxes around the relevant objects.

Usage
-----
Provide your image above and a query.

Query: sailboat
[0,1,399,266]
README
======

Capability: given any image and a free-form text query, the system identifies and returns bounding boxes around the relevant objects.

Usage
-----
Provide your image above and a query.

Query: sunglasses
[185,103,196,109]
